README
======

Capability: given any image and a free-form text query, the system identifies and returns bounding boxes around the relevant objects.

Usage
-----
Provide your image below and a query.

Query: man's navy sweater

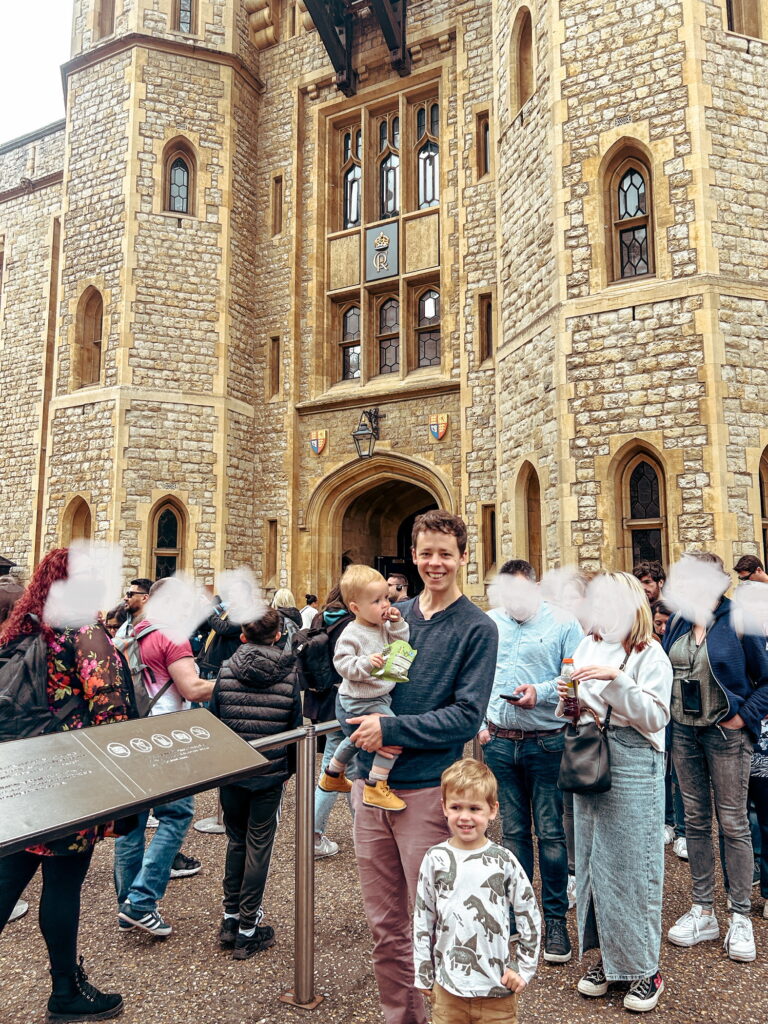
[337,594,498,789]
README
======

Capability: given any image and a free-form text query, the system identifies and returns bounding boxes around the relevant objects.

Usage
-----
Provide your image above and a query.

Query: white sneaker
[763,899,768,920]
[663,824,675,845]
[673,837,688,860]
[724,913,756,962]
[567,874,577,910]
[146,815,159,829]
[668,905,719,947]
[314,834,339,858]
[8,900,29,923]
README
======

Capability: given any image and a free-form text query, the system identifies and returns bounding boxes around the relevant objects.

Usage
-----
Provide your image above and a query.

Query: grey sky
[0,5,73,147]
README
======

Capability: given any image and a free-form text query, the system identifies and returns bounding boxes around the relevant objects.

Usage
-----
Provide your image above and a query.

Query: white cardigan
[557,636,673,752]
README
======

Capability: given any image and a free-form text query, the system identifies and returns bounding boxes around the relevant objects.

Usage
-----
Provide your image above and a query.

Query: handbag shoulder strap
[604,649,632,727]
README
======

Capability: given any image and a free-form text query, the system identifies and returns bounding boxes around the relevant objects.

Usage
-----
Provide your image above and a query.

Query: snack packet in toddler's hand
[371,639,417,683]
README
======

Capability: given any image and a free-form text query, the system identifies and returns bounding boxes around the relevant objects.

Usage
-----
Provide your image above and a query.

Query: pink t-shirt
[135,621,194,715]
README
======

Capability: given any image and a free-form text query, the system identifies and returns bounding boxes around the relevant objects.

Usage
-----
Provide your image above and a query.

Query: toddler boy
[319,564,415,812]
[413,758,541,1023]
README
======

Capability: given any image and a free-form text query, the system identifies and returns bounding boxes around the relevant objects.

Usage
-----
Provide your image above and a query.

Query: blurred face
[412,530,467,597]
[350,580,391,628]
[653,610,669,637]
[387,577,407,601]
[442,788,498,850]
[638,574,662,603]
[105,617,120,637]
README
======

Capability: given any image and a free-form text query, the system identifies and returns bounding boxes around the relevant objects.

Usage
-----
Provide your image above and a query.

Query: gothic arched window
[341,128,361,229]
[151,501,185,579]
[609,157,654,281]
[623,455,665,565]
[415,102,439,209]
[163,139,196,215]
[511,7,534,112]
[340,304,361,380]
[75,286,103,388]
[378,114,400,219]
[377,297,400,375]
[416,288,440,368]
[96,0,115,40]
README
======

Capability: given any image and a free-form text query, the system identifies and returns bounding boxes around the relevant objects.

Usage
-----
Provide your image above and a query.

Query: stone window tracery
[376,297,400,374]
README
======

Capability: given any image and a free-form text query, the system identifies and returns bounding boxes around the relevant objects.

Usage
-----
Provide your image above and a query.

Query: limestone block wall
[0,127,64,570]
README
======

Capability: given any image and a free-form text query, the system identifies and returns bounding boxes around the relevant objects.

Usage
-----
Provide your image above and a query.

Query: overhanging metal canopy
[303,0,411,97]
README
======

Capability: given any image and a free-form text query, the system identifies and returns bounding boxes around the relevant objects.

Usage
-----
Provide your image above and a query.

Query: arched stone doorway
[303,453,455,600]
[341,481,436,594]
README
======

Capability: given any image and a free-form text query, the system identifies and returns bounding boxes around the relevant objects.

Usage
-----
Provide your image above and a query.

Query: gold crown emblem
[373,232,390,250]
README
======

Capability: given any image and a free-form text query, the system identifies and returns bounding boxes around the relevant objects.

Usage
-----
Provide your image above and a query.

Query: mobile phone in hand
[501,693,523,701]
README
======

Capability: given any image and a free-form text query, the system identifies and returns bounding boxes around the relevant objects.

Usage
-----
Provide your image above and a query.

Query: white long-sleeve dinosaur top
[413,839,541,997]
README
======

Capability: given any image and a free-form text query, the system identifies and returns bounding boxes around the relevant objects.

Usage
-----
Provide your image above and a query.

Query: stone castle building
[1,0,767,602]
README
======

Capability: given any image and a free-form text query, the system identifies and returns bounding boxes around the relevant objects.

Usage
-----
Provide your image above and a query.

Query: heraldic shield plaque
[365,222,399,281]
[0,709,267,856]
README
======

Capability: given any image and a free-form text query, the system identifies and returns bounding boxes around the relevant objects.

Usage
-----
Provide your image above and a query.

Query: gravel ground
[2,767,767,1024]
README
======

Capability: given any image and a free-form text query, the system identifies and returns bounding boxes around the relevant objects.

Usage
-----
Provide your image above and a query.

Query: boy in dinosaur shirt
[413,758,541,1024]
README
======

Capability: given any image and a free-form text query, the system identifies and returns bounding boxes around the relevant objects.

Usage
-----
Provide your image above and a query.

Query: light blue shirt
[485,602,584,731]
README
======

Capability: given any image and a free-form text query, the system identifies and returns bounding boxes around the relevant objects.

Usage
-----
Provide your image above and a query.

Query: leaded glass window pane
[343,306,360,341]
[355,130,362,159]
[379,120,388,152]
[430,103,439,138]
[417,107,426,140]
[343,163,361,228]
[380,152,400,218]
[620,225,648,277]
[378,298,399,375]
[631,528,662,565]
[618,169,646,219]
[155,555,178,579]
[169,157,189,213]
[629,461,660,519]
[418,330,440,367]
[417,142,439,209]
[392,116,400,149]
[157,507,179,548]
[419,290,440,326]
[178,0,193,33]
[343,131,351,162]
[342,345,361,380]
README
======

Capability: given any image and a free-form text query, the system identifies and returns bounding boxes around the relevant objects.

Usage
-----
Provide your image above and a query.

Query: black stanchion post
[280,723,323,1009]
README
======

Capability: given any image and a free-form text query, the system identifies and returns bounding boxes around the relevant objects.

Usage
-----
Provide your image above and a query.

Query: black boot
[47,958,124,1022]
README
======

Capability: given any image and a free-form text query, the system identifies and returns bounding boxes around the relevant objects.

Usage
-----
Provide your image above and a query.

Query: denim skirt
[573,725,665,980]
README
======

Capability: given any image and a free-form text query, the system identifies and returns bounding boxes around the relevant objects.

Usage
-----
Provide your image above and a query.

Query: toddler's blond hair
[340,564,386,608]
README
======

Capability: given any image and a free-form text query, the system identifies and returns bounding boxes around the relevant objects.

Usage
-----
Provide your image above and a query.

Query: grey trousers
[671,721,754,916]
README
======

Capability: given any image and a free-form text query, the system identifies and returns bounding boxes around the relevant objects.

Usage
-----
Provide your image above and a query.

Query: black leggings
[0,847,94,974]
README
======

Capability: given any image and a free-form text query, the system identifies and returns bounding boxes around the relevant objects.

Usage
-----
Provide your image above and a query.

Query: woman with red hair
[0,548,128,1022]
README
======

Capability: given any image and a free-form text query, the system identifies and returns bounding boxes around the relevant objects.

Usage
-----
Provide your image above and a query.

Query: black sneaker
[624,972,664,1012]
[219,917,239,949]
[577,959,608,997]
[232,925,276,960]
[169,852,201,878]
[117,902,172,937]
[542,917,572,963]
[46,958,124,1022]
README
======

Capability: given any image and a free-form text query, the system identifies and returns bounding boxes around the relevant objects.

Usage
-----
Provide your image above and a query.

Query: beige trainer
[318,771,353,793]
[362,780,407,812]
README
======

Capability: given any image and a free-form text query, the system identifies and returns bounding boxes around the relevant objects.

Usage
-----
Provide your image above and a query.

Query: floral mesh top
[26,623,131,857]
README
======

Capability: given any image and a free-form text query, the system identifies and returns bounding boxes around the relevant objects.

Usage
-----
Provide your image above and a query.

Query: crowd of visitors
[1,518,768,1023]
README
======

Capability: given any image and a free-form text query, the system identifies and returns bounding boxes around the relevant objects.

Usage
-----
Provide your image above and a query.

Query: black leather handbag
[557,706,613,794]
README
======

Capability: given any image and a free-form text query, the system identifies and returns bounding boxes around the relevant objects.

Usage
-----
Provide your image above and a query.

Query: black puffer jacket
[209,642,302,791]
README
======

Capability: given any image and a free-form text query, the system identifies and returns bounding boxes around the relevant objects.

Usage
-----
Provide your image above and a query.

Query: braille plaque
[0,709,267,857]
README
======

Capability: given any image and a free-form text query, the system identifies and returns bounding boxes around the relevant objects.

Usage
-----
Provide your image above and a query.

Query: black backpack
[0,631,81,743]
[293,616,351,693]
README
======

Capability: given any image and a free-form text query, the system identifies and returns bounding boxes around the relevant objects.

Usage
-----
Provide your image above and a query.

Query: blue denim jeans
[314,729,353,836]
[483,729,568,919]
[671,721,753,915]
[114,795,194,912]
